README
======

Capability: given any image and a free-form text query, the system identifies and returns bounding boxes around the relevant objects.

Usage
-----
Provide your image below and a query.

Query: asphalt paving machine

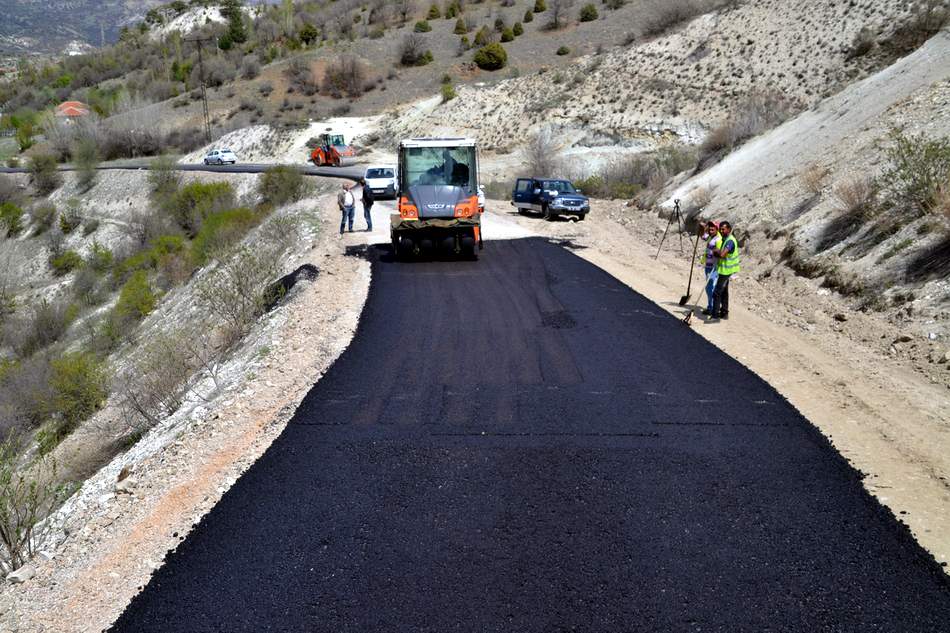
[390,137,483,260]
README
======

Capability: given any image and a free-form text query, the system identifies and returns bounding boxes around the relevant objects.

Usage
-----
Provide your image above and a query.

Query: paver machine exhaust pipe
[391,137,483,260]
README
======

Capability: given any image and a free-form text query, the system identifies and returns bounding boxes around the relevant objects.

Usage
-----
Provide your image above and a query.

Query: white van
[363,165,398,199]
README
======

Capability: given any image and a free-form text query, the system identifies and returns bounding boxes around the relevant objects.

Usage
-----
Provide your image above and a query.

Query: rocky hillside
[0,0,165,54]
[393,0,930,149]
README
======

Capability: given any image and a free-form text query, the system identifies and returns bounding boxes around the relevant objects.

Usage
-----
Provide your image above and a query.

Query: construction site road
[109,238,950,632]
[0,162,364,180]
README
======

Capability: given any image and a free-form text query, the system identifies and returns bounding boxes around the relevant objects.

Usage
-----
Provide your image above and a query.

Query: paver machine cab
[310,132,356,167]
[391,138,483,260]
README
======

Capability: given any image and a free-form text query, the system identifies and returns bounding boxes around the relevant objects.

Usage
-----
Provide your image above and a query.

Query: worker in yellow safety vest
[700,221,723,316]
[711,221,740,320]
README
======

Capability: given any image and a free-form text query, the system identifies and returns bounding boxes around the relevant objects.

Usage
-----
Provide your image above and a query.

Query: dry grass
[936,182,950,224]
[699,91,795,167]
[833,175,875,216]
[800,163,830,195]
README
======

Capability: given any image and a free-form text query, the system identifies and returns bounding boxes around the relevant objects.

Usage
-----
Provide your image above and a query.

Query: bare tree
[398,0,416,23]
[0,436,69,574]
[523,126,564,176]
[285,57,319,95]
[400,33,429,66]
[322,55,366,98]
[547,0,574,30]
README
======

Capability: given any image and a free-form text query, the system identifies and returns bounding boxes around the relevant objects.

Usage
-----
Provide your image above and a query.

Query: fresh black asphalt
[0,162,363,180]
[109,238,950,632]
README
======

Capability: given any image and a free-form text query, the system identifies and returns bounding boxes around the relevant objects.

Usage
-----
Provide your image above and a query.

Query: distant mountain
[0,0,164,55]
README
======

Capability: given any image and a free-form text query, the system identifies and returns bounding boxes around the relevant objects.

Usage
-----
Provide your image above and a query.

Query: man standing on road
[359,178,374,232]
[711,221,740,320]
[701,221,722,317]
[338,182,356,235]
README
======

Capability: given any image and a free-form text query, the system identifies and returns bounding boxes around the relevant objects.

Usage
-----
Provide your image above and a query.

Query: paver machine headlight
[390,138,483,260]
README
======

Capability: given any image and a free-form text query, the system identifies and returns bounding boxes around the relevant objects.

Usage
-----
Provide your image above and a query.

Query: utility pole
[185,36,214,143]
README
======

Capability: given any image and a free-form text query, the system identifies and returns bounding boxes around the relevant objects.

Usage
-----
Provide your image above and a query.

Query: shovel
[679,232,702,306]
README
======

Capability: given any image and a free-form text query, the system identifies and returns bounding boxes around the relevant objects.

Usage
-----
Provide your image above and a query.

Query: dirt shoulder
[487,199,950,569]
[0,193,371,633]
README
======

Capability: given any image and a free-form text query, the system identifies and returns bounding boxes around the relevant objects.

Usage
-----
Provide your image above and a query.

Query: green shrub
[427,4,441,19]
[445,0,461,18]
[474,43,508,70]
[148,155,181,200]
[573,175,605,196]
[41,352,108,450]
[58,201,81,234]
[501,27,514,42]
[878,132,950,218]
[459,35,471,50]
[556,45,570,55]
[441,83,457,103]
[29,154,61,197]
[111,235,186,285]
[454,18,468,34]
[299,23,319,45]
[191,208,258,264]
[534,0,546,12]
[513,22,524,36]
[414,20,432,32]
[524,10,534,22]
[115,270,157,321]
[258,165,308,207]
[474,25,492,46]
[51,250,84,276]
[165,181,236,235]
[86,242,114,276]
[441,73,452,84]
[579,3,598,21]
[0,435,73,568]
[0,202,23,236]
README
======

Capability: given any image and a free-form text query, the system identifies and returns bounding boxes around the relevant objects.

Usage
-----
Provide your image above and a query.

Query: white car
[203,148,237,165]
[363,165,397,199]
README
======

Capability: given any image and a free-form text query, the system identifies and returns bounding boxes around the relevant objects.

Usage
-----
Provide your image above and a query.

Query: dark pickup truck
[511,177,589,221]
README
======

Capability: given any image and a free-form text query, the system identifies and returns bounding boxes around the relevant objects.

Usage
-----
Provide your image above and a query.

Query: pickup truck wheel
[577,213,587,222]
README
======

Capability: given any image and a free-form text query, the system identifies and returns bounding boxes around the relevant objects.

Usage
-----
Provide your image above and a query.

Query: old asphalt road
[109,238,950,632]
[0,162,363,180]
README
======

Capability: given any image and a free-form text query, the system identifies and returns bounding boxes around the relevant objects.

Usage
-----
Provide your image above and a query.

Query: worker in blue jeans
[360,178,374,232]
[711,221,740,320]
[337,182,355,234]
[700,221,722,316]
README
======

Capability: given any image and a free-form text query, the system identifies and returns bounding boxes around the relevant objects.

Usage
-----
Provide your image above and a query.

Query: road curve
[110,239,950,632]
[0,162,364,181]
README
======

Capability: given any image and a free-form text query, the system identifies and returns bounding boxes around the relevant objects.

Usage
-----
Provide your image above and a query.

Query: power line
[184,36,214,144]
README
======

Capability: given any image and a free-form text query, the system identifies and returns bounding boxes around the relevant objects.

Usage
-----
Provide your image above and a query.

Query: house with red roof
[55,101,91,119]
